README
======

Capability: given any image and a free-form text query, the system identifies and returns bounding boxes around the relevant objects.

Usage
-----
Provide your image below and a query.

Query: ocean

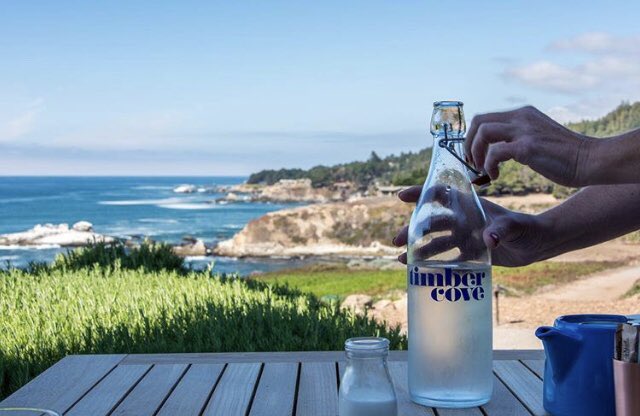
[0,176,319,275]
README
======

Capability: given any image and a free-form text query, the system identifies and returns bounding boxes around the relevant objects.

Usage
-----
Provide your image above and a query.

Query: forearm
[533,184,640,261]
[583,129,640,185]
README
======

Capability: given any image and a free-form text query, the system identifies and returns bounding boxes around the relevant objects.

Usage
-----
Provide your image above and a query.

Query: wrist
[575,136,604,186]
[528,211,560,263]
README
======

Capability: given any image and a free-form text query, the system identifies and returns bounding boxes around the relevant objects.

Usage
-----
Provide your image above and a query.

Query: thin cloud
[0,97,44,141]
[504,61,598,93]
[502,32,640,121]
[550,32,640,55]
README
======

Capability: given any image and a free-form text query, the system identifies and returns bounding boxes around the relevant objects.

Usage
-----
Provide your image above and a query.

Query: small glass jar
[338,337,398,416]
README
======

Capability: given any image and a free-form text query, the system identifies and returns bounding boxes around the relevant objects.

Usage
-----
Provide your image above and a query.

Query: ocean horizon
[0,176,319,274]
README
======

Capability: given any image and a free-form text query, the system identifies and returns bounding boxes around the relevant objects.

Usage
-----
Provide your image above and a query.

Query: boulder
[172,239,208,257]
[173,184,197,193]
[341,294,373,315]
[72,221,93,232]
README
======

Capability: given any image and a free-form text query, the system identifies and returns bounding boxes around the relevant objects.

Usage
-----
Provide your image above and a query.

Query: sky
[1,1,639,175]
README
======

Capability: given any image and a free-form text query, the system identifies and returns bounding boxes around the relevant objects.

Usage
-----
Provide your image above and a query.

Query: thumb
[483,217,521,250]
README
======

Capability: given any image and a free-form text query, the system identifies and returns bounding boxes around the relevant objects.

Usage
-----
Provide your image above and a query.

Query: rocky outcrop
[172,238,210,257]
[213,196,410,257]
[0,222,114,247]
[223,179,361,203]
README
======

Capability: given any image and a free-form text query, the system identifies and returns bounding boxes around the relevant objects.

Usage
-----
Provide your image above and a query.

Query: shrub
[0,263,405,398]
[44,241,184,272]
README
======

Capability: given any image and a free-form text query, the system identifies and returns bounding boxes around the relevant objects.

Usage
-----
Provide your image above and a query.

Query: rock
[0,223,114,247]
[226,192,239,201]
[173,184,197,193]
[227,180,361,203]
[372,299,392,310]
[72,221,93,232]
[369,295,408,334]
[341,294,373,315]
[172,239,208,257]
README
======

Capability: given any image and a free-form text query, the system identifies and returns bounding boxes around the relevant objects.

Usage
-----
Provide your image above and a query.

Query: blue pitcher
[536,314,627,416]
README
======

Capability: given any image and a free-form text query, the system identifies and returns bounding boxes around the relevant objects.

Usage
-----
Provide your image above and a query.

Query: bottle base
[410,394,490,408]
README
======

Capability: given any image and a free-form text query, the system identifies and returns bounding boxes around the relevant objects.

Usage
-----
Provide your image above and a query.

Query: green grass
[625,279,640,297]
[0,247,405,399]
[256,261,624,298]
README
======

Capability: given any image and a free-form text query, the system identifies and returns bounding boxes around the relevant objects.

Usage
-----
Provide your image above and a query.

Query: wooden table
[0,350,547,415]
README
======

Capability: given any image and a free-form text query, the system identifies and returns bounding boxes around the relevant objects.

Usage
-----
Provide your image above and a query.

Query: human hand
[393,186,549,267]
[464,106,595,187]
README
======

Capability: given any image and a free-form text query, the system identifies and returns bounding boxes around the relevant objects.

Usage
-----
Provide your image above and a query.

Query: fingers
[484,142,518,180]
[398,185,450,206]
[398,186,421,202]
[422,185,450,206]
[415,236,456,258]
[393,216,453,247]
[466,111,515,163]
[398,252,407,264]
[393,225,409,246]
[469,122,514,171]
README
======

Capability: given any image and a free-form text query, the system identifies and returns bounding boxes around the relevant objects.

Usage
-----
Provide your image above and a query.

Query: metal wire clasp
[438,128,481,175]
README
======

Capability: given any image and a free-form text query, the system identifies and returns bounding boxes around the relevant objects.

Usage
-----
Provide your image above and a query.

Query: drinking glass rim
[345,337,390,351]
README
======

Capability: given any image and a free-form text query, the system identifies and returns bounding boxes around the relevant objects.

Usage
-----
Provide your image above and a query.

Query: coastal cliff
[214,196,410,257]
[225,178,360,203]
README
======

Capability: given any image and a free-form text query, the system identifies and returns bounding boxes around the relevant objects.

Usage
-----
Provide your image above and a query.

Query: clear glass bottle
[338,337,398,416]
[407,101,493,408]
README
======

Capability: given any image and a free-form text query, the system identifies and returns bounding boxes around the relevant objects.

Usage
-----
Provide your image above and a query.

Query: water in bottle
[407,101,493,408]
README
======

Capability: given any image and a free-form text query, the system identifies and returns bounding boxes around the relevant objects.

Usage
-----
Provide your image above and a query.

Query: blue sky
[1,1,639,175]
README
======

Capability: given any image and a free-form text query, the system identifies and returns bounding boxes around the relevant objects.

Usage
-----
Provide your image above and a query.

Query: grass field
[256,261,624,298]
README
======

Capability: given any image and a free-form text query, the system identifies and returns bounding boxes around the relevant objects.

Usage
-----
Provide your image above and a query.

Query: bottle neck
[428,136,469,182]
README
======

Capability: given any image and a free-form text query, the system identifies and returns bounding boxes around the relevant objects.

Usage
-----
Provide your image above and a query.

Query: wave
[0,195,62,204]
[138,218,180,224]
[0,244,62,250]
[131,185,174,190]
[184,255,212,261]
[157,203,217,210]
[99,198,184,206]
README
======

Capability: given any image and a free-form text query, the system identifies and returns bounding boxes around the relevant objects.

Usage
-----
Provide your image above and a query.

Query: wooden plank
[249,362,298,416]
[296,362,338,416]
[0,355,125,414]
[122,351,374,364]
[481,374,532,416]
[121,350,544,365]
[66,364,151,416]
[156,364,225,416]
[493,361,547,416]
[437,408,483,415]
[387,361,435,416]
[493,350,545,361]
[111,364,188,416]
[521,360,545,379]
[202,363,262,416]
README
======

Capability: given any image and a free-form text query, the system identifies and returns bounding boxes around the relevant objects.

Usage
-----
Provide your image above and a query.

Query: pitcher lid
[555,314,627,328]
